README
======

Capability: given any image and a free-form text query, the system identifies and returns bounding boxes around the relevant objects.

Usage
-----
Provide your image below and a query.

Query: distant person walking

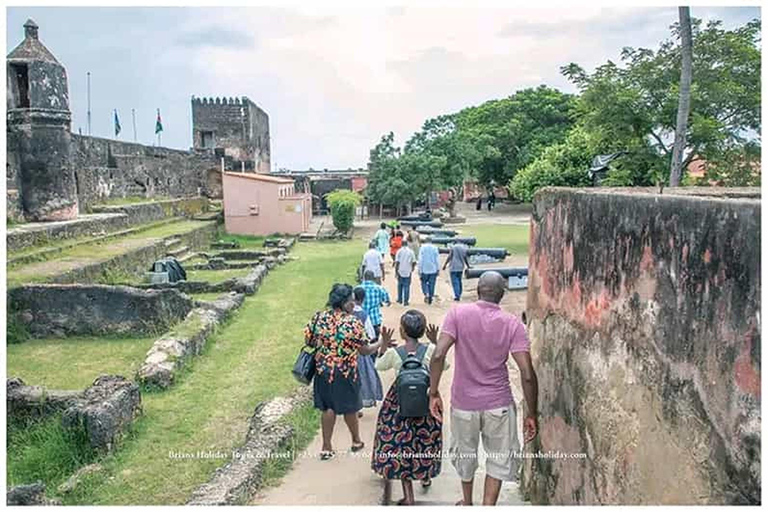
[443,241,470,301]
[361,241,385,284]
[352,286,384,414]
[417,239,440,305]
[407,227,421,259]
[307,284,392,460]
[360,270,391,341]
[429,271,539,506]
[375,222,390,257]
[390,229,404,264]
[394,239,416,306]
[488,190,496,211]
[372,311,445,505]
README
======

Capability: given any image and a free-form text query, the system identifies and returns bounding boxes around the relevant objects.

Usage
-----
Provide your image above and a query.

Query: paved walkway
[253,248,530,505]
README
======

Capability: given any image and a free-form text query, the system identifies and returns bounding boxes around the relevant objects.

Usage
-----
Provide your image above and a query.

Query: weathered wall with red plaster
[522,187,760,505]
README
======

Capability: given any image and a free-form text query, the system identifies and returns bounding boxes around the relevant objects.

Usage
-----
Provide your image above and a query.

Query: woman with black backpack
[371,310,448,505]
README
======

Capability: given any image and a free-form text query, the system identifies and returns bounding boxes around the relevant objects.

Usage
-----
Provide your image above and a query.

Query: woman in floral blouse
[306,283,392,460]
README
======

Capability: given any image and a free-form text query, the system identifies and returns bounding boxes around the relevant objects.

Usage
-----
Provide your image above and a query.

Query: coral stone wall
[522,187,760,505]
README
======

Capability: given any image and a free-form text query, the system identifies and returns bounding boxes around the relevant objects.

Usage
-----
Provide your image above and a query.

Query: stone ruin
[8,375,142,453]
[6,19,270,222]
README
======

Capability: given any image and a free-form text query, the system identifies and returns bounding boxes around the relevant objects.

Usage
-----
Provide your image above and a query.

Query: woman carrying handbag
[300,283,393,460]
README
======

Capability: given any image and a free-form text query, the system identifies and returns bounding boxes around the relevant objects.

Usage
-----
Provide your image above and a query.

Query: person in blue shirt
[417,240,440,304]
[360,270,392,341]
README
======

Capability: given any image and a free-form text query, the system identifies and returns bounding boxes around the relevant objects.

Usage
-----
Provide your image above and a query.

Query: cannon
[439,247,509,259]
[400,219,443,228]
[397,212,432,222]
[465,266,528,290]
[415,226,458,237]
[464,267,528,279]
[425,236,476,246]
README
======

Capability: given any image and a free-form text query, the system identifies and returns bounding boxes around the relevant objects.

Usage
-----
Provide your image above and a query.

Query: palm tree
[669,6,693,187]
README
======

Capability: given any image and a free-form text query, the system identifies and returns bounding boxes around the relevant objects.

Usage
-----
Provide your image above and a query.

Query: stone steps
[177,252,198,264]
[166,245,190,259]
[8,218,185,268]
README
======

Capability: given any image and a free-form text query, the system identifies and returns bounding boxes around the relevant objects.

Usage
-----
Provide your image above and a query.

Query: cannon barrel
[400,219,443,228]
[439,247,508,258]
[416,226,458,236]
[465,267,528,279]
[397,212,432,222]
[426,236,476,246]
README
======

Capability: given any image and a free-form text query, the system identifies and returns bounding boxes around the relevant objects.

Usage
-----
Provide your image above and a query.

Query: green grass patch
[64,240,360,505]
[214,231,266,249]
[470,224,530,256]
[7,414,97,489]
[186,268,254,283]
[7,335,157,390]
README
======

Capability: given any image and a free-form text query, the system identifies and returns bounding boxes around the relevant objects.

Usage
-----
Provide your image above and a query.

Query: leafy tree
[403,115,471,216]
[325,190,362,234]
[508,126,596,202]
[455,86,576,186]
[562,17,761,185]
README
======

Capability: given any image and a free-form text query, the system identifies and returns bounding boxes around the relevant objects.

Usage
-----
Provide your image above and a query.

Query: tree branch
[649,130,671,155]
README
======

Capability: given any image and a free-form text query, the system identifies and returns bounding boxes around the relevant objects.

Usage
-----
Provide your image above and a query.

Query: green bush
[508,127,594,202]
[325,190,362,234]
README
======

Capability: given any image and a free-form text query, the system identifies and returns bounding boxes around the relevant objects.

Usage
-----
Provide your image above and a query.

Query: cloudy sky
[6,4,760,170]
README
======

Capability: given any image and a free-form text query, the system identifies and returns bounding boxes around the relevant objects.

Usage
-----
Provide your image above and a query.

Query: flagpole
[86,71,91,135]
[132,109,137,142]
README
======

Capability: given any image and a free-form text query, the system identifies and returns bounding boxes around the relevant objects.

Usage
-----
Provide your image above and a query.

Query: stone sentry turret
[191,96,270,173]
[7,19,78,221]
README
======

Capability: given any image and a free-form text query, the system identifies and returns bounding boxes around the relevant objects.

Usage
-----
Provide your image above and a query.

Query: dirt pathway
[253,248,529,506]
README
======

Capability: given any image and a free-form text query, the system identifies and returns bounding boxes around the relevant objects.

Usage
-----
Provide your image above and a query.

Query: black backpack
[396,344,431,418]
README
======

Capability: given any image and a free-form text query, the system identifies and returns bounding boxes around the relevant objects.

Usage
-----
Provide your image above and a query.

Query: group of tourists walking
[364,222,471,305]
[303,233,540,505]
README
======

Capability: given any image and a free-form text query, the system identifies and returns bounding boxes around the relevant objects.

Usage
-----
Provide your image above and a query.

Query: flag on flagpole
[114,109,121,137]
[155,109,163,134]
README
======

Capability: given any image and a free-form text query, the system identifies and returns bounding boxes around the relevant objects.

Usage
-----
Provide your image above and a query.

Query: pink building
[222,171,312,236]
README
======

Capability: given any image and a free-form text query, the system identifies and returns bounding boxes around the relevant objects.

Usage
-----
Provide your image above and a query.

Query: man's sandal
[350,442,365,452]
[319,450,335,461]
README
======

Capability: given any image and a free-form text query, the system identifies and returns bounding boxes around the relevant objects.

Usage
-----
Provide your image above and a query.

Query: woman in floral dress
[371,310,447,505]
[307,283,391,460]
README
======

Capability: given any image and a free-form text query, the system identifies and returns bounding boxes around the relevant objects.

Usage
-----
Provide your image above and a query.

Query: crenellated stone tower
[7,19,78,221]
[191,96,270,173]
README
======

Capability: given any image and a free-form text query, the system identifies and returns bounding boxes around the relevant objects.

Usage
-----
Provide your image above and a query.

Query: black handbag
[292,312,320,385]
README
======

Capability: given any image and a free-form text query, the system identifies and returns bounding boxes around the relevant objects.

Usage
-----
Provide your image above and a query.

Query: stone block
[8,284,194,338]
[61,375,142,452]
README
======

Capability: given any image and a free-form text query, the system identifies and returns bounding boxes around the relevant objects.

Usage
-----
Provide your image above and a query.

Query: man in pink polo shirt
[429,271,538,506]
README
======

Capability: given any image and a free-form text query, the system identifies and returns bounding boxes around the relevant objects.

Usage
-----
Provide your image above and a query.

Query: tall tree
[669,6,693,187]
[562,17,760,185]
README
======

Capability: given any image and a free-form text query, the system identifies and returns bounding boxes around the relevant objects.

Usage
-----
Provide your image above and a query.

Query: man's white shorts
[449,402,520,482]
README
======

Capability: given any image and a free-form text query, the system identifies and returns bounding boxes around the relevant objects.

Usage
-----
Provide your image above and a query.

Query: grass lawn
[8,414,97,490]
[186,267,255,282]
[6,335,158,390]
[61,240,360,505]
[469,224,530,256]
